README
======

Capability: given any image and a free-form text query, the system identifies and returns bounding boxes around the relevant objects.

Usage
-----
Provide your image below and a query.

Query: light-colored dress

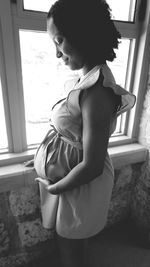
[34,64,135,239]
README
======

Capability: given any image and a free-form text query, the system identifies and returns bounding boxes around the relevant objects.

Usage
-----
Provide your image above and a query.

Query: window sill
[108,143,148,168]
[0,149,35,167]
[0,143,148,193]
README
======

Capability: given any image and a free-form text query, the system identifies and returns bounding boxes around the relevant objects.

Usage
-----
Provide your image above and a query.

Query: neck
[81,63,97,75]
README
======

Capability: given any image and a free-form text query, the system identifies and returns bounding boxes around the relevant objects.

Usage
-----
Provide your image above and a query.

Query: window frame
[0,24,12,153]
[0,0,150,164]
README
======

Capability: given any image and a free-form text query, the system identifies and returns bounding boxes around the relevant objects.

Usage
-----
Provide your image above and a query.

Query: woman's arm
[36,84,116,194]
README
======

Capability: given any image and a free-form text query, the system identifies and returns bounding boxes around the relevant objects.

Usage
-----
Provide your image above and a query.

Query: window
[0,0,150,162]
[108,39,134,137]
[0,77,8,151]
[19,30,77,146]
[22,0,136,22]
[107,0,137,22]
[23,0,56,12]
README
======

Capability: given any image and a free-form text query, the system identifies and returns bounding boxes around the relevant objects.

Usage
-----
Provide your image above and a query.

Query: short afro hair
[47,0,121,65]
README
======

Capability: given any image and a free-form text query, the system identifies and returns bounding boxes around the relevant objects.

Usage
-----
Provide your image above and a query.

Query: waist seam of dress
[52,125,82,150]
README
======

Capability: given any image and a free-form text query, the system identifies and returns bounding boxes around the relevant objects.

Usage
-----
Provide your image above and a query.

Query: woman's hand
[35,178,59,195]
[24,159,34,167]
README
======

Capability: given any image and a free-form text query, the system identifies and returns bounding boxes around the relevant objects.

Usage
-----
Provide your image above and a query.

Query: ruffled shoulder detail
[74,64,136,116]
[101,64,136,116]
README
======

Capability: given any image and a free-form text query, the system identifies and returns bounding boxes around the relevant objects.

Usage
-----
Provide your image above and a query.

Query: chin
[69,63,83,71]
[69,66,77,70]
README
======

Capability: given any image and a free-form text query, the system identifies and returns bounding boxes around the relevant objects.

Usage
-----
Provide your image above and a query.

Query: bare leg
[55,232,89,267]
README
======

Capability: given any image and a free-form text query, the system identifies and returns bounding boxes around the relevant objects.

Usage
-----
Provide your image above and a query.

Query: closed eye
[54,35,63,45]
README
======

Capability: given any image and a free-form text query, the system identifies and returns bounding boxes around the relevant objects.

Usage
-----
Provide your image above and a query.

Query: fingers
[24,159,34,167]
[46,184,58,194]
[35,178,59,195]
[35,178,49,187]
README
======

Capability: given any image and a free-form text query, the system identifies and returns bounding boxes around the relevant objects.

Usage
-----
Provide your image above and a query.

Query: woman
[34,0,136,266]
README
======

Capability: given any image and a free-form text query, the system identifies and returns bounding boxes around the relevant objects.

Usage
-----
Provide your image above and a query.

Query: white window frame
[0,0,150,165]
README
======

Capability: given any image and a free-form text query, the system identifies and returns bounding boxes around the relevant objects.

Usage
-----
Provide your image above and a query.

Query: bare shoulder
[80,82,118,120]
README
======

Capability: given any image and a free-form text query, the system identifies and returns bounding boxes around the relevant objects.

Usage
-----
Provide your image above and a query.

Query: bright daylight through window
[20,31,131,145]
[23,0,136,22]
[21,0,136,145]
[0,0,149,156]
[19,30,76,145]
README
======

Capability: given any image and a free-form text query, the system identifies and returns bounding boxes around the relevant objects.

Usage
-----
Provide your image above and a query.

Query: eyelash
[55,37,63,45]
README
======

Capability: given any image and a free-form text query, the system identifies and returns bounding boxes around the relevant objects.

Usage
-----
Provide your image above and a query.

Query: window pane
[0,77,8,151]
[23,0,137,22]
[19,30,79,146]
[108,39,132,135]
[23,0,56,12]
[108,39,131,88]
[20,31,133,144]
[107,0,136,22]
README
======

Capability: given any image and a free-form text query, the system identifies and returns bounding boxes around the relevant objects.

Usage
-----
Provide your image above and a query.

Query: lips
[63,57,69,64]
[64,60,68,64]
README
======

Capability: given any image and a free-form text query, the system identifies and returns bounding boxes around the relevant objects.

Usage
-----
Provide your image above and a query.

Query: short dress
[34,64,136,239]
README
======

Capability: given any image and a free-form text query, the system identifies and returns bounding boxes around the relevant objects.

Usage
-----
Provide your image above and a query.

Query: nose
[56,48,63,58]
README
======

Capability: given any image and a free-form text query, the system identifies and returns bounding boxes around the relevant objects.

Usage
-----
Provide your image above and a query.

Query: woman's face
[47,17,89,72]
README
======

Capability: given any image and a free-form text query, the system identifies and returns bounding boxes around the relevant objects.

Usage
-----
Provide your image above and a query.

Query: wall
[134,63,150,241]
[0,160,150,267]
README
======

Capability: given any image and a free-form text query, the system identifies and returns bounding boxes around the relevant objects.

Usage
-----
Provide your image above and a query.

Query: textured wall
[132,65,150,242]
[0,161,149,267]
[139,67,150,149]
[0,185,55,267]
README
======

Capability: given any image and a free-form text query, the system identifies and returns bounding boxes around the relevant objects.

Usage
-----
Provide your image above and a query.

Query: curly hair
[47,0,121,65]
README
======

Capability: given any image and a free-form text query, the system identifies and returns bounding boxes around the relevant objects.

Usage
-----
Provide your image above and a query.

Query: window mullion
[0,0,26,152]
[13,19,28,151]
[114,21,138,39]
[0,22,13,152]
[14,16,46,31]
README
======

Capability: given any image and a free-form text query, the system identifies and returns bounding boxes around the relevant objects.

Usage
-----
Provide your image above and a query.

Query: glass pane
[108,39,132,135]
[23,0,137,22]
[0,77,8,151]
[20,31,132,144]
[19,30,79,146]
[107,0,136,21]
[108,39,131,88]
[23,0,56,12]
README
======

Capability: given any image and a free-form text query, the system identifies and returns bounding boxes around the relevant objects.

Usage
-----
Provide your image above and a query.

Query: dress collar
[74,65,101,90]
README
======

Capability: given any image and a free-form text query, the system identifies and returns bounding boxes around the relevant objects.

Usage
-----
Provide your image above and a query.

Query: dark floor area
[87,220,150,267]
[27,220,150,267]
